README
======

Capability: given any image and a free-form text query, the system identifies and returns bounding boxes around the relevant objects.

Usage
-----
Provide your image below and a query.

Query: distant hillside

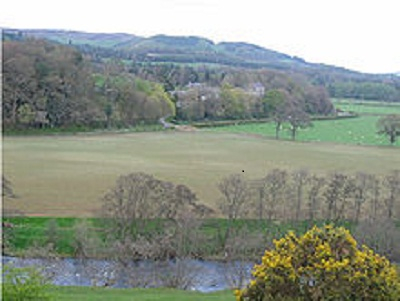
[2,28,355,72]
[3,28,400,102]
[4,28,143,48]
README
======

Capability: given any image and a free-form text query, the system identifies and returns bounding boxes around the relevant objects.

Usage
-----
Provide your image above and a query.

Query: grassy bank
[51,287,232,301]
[4,217,337,258]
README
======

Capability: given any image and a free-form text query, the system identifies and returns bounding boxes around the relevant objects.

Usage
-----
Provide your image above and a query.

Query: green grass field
[332,99,400,115]
[44,287,233,301]
[210,116,400,146]
[3,216,338,257]
[3,131,400,217]
[211,100,400,146]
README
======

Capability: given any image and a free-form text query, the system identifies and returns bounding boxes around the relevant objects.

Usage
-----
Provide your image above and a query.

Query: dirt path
[159,117,198,132]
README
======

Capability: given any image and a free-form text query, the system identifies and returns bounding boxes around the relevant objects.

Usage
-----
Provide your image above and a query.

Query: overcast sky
[1,0,399,74]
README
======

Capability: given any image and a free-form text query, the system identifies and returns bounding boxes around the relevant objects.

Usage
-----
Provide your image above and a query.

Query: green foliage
[2,265,53,301]
[220,84,249,120]
[262,89,286,116]
[134,77,153,94]
[44,219,60,251]
[377,114,400,145]
[236,225,400,300]
[2,216,352,260]
[3,39,101,129]
[329,81,400,102]
[3,217,76,256]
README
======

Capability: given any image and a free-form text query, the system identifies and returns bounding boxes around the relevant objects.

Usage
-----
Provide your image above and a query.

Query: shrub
[2,265,53,301]
[235,225,400,301]
[354,218,400,262]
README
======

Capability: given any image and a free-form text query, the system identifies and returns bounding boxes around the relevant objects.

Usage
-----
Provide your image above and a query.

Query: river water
[2,256,255,292]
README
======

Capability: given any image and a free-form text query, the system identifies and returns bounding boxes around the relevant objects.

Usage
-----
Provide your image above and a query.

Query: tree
[290,169,309,221]
[352,172,373,223]
[262,89,285,118]
[263,89,287,139]
[2,176,15,198]
[368,174,382,220]
[263,169,288,220]
[306,174,325,221]
[101,172,203,242]
[377,114,400,145]
[286,100,311,140]
[383,170,400,219]
[354,218,400,262]
[218,174,250,221]
[218,174,250,246]
[3,39,101,129]
[220,84,250,120]
[323,172,354,221]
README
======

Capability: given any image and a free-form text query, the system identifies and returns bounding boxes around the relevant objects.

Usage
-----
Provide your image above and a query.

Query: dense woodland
[3,30,400,131]
[3,38,332,130]
[2,39,174,129]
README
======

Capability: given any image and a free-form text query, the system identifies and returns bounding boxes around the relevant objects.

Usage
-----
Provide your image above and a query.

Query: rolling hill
[2,28,367,73]
[4,27,400,102]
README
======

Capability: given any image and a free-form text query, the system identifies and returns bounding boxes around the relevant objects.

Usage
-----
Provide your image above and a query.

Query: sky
[1,0,399,74]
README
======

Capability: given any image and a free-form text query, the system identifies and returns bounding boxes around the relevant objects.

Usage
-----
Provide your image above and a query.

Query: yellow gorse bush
[235,225,400,301]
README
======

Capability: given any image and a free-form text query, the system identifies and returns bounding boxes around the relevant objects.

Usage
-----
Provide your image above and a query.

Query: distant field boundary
[332,98,400,107]
[190,114,358,128]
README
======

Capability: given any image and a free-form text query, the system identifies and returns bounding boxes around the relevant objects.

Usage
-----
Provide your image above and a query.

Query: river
[2,256,255,292]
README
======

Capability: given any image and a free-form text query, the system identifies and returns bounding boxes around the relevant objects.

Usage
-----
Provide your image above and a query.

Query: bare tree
[306,174,325,221]
[354,218,400,262]
[44,219,60,252]
[101,171,210,260]
[368,174,382,221]
[72,219,103,259]
[100,172,213,288]
[290,169,309,221]
[249,178,267,221]
[264,169,288,221]
[352,172,373,223]
[218,174,250,247]
[218,174,250,220]
[2,176,15,198]
[102,172,158,241]
[172,210,205,258]
[383,170,400,219]
[324,172,354,221]
[223,227,260,290]
[102,172,204,240]
[157,258,201,290]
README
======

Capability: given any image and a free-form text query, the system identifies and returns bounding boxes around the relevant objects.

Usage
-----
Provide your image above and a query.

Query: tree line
[329,81,400,102]
[2,39,175,130]
[3,38,335,131]
[90,169,400,263]
[219,169,400,224]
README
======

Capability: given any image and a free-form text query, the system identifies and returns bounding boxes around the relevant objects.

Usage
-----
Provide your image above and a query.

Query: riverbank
[51,286,232,301]
[2,217,343,259]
